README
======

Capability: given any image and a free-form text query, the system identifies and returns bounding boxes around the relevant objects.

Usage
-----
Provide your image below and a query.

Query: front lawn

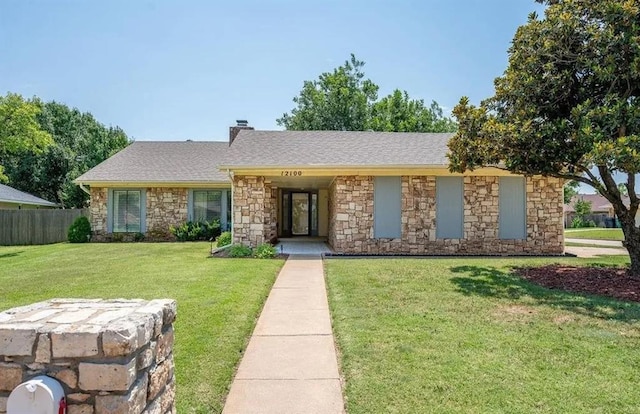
[565,228,624,241]
[325,256,640,413]
[0,243,284,414]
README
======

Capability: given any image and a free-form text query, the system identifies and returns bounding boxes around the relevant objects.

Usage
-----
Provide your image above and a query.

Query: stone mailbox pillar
[0,298,177,414]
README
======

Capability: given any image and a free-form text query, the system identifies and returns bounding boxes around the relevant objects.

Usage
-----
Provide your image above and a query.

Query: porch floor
[275,237,333,255]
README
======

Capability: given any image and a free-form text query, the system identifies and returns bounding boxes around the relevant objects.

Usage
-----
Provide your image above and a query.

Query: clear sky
[0,0,544,142]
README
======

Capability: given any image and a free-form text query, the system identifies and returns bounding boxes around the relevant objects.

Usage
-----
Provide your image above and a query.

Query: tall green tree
[278,54,456,132]
[277,54,378,131]
[447,0,640,274]
[3,99,130,207]
[369,89,457,132]
[563,180,580,204]
[0,93,52,182]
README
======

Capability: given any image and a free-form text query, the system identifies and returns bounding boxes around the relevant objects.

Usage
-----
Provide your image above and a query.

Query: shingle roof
[564,194,622,213]
[75,141,231,183]
[0,184,58,207]
[220,130,454,168]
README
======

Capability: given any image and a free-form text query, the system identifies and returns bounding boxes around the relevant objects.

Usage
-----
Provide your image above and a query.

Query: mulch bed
[516,265,640,303]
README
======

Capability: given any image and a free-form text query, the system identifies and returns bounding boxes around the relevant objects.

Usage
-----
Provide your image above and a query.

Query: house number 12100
[281,171,303,177]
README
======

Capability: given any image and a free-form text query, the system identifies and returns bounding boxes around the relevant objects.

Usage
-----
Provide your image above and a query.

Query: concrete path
[565,238,623,247]
[275,238,333,255]
[223,255,345,414]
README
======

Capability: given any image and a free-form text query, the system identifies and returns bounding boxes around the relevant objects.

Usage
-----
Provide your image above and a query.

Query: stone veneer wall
[233,176,276,246]
[0,298,177,414]
[89,188,188,241]
[145,188,188,240]
[328,175,564,255]
[89,188,108,239]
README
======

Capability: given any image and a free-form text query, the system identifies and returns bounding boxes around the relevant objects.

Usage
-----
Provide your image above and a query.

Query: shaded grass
[0,243,284,414]
[565,228,624,240]
[325,256,640,414]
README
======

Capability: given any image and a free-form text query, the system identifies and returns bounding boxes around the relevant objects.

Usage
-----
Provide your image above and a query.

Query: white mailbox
[7,375,66,414]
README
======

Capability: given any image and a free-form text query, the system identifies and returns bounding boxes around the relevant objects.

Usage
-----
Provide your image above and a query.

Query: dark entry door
[291,193,310,235]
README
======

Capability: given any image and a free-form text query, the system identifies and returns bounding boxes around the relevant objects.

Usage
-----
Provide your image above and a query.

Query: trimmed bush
[68,216,91,243]
[170,220,221,242]
[216,231,232,247]
[254,243,277,259]
[229,244,252,258]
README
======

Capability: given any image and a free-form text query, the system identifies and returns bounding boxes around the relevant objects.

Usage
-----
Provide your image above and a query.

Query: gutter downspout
[227,169,234,243]
[78,183,90,195]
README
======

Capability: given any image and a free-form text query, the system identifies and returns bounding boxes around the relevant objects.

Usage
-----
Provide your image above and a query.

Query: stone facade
[89,188,189,241]
[89,188,108,237]
[328,175,564,255]
[0,298,177,414]
[146,188,188,241]
[233,176,277,246]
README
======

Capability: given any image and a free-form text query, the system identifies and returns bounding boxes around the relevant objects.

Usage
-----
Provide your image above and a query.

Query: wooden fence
[0,209,88,245]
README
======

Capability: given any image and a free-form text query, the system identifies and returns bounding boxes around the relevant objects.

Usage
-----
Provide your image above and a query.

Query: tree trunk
[620,217,640,277]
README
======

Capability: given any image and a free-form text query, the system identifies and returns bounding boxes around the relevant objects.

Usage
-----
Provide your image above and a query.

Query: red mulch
[516,265,640,303]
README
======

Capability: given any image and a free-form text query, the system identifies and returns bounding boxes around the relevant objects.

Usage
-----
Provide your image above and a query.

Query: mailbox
[7,375,66,414]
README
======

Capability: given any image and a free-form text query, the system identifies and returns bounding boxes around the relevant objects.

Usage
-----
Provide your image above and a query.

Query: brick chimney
[229,119,254,145]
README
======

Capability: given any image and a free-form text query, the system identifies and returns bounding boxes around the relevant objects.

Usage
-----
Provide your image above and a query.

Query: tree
[447,0,640,275]
[277,54,378,131]
[278,54,456,132]
[369,89,457,133]
[0,93,52,182]
[3,98,130,207]
[563,180,580,204]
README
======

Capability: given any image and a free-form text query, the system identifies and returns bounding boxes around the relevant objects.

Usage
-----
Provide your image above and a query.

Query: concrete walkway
[223,255,345,414]
[565,238,623,247]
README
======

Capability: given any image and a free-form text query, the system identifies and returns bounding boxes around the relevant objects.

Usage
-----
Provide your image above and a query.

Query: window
[436,177,463,239]
[499,177,526,239]
[189,189,231,230]
[111,190,143,233]
[374,177,402,238]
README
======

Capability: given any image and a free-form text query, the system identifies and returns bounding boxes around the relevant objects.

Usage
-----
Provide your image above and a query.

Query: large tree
[0,93,52,182]
[447,0,640,274]
[3,98,130,207]
[370,89,457,132]
[278,54,456,132]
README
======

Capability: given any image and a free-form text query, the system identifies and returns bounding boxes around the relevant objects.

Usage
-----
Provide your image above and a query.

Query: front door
[280,191,318,237]
[291,192,310,235]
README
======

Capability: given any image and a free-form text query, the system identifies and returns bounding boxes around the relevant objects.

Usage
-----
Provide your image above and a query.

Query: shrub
[170,220,221,242]
[229,244,252,258]
[254,243,277,259]
[133,232,145,242]
[571,217,584,228]
[68,216,91,243]
[216,231,232,247]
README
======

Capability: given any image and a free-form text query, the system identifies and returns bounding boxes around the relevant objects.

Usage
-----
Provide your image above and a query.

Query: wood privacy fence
[0,209,88,245]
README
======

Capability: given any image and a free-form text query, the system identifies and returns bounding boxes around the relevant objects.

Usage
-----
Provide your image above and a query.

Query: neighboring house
[565,193,640,228]
[0,184,58,209]
[75,122,564,255]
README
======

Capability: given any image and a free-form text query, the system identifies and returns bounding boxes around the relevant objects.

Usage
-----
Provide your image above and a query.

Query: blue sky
[0,0,544,142]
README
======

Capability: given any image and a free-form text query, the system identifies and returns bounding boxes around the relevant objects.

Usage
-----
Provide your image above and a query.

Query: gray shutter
[436,177,463,239]
[374,177,402,238]
[499,177,526,239]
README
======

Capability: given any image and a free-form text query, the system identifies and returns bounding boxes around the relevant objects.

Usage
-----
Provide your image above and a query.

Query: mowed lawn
[0,243,284,414]
[565,228,624,241]
[325,256,640,413]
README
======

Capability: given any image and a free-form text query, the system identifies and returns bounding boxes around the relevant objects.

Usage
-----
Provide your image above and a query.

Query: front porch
[274,237,333,255]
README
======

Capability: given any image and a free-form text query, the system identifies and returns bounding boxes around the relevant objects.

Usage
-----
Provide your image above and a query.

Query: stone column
[0,298,177,414]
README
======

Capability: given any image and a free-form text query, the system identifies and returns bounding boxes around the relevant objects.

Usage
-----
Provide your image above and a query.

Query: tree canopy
[0,94,130,207]
[447,0,640,274]
[0,93,53,182]
[277,54,456,133]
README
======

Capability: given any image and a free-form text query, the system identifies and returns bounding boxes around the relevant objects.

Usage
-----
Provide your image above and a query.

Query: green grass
[565,228,624,240]
[0,243,284,414]
[325,256,640,413]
